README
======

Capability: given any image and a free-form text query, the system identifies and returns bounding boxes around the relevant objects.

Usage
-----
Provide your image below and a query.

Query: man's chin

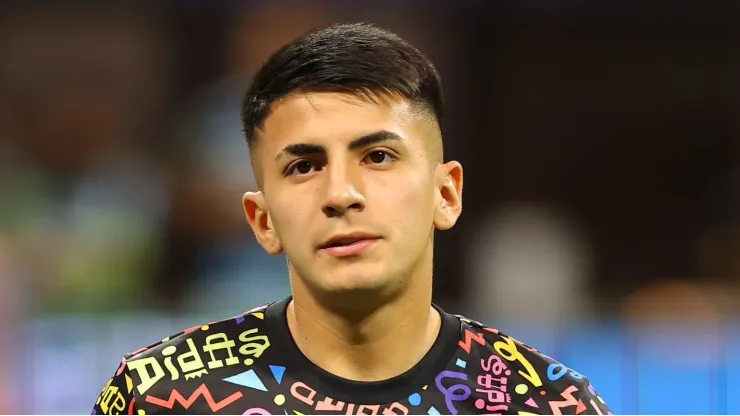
[323,277,389,296]
[312,274,401,308]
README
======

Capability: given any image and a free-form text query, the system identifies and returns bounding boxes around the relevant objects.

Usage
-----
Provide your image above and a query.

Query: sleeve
[533,372,613,415]
[532,354,613,415]
[91,358,139,416]
[571,378,613,415]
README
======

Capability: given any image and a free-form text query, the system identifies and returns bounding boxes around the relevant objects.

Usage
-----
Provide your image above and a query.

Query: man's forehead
[260,93,417,143]
[270,92,409,121]
[251,91,441,168]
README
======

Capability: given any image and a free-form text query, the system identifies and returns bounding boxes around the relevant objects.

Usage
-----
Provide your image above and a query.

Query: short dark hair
[240,22,444,151]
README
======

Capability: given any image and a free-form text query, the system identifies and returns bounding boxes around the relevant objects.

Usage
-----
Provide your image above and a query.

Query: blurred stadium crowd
[0,1,739,413]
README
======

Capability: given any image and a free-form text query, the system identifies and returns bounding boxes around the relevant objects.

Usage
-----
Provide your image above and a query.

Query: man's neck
[286,280,440,382]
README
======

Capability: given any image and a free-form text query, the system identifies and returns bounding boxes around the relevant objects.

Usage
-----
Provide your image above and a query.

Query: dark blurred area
[1,0,739,413]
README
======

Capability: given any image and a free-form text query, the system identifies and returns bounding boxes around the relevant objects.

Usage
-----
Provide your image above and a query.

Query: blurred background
[0,0,739,413]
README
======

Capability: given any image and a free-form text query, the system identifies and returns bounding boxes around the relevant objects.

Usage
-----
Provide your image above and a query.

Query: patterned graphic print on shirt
[92,298,612,415]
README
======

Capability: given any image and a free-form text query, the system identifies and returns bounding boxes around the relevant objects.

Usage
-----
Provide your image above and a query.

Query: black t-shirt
[92,298,612,415]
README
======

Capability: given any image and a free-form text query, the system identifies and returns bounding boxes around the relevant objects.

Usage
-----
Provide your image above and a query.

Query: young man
[92,23,612,415]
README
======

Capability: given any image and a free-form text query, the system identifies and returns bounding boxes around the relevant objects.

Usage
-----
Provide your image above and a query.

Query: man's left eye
[363,151,394,164]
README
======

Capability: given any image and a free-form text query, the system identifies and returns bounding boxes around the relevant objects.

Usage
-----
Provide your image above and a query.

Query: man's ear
[243,191,283,255]
[432,161,463,231]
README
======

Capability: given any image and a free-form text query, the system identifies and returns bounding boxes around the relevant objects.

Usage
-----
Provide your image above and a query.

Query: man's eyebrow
[347,130,402,151]
[275,130,402,161]
[275,143,325,161]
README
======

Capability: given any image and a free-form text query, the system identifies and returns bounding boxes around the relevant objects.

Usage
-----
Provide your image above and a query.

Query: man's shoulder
[118,302,274,396]
[123,303,272,362]
[454,314,556,365]
[452,314,612,414]
[93,303,277,414]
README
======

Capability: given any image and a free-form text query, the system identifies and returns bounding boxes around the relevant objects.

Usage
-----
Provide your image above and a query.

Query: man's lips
[318,233,381,257]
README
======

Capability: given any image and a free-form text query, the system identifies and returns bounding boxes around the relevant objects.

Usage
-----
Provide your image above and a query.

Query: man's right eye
[286,160,318,176]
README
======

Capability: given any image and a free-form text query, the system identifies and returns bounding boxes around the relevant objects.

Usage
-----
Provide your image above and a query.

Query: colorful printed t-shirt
[92,297,612,415]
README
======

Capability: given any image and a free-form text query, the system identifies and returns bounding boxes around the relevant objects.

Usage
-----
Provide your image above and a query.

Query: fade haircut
[240,22,444,152]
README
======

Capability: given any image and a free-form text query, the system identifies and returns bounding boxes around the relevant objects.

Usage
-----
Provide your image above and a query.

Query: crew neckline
[264,296,462,404]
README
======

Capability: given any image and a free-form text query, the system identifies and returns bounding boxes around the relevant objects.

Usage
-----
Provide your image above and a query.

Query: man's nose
[321,164,366,218]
